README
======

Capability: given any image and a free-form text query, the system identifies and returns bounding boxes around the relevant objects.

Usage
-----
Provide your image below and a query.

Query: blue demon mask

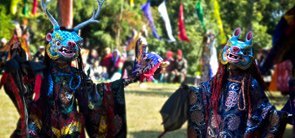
[46,30,82,61]
[41,0,104,61]
[219,28,254,70]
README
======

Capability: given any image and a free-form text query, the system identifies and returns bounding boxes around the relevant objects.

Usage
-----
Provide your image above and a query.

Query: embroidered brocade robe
[188,77,284,138]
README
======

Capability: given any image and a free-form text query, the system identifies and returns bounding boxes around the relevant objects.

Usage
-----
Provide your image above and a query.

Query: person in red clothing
[160,50,175,82]
[170,49,187,83]
[100,47,112,78]
[109,49,124,80]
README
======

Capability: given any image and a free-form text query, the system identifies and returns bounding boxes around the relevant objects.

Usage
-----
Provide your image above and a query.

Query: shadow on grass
[129,129,186,138]
[128,127,293,138]
[126,90,174,97]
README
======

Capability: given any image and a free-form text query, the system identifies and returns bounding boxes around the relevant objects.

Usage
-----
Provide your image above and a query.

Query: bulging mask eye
[55,41,61,46]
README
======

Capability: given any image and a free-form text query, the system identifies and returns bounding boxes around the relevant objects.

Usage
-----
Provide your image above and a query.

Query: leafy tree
[0,5,14,40]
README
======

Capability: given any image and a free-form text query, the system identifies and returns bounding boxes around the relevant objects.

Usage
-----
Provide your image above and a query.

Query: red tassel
[0,72,9,89]
[33,74,42,101]
[8,74,26,136]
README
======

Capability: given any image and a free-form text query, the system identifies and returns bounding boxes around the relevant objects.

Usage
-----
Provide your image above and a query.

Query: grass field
[0,82,293,138]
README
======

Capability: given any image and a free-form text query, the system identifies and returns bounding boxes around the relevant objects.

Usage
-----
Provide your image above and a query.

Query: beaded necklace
[47,65,82,96]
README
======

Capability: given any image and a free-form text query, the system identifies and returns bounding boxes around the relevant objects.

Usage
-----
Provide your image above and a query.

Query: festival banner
[10,0,20,15]
[213,0,226,44]
[158,1,176,42]
[195,1,206,32]
[23,0,29,16]
[141,1,161,39]
[178,3,190,42]
[32,0,38,15]
[130,0,134,7]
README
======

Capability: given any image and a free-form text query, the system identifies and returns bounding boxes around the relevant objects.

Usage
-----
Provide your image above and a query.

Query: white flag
[209,39,218,77]
[158,1,176,42]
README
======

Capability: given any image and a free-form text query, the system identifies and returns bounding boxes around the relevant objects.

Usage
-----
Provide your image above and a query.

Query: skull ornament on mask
[219,28,254,70]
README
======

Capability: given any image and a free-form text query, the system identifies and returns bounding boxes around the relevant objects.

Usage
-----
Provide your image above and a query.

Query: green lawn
[0,83,293,137]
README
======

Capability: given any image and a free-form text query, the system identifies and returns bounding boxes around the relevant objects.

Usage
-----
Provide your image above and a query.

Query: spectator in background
[84,49,101,80]
[87,48,100,65]
[122,51,135,79]
[32,46,45,62]
[170,49,187,83]
[109,49,123,81]
[160,50,175,83]
[100,47,112,78]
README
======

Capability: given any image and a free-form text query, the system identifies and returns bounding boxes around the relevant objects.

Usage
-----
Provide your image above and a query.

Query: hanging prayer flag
[213,0,226,44]
[130,0,134,7]
[209,36,218,77]
[141,1,161,39]
[158,1,176,42]
[195,1,206,32]
[23,0,29,16]
[10,0,20,15]
[32,0,38,15]
[178,3,190,42]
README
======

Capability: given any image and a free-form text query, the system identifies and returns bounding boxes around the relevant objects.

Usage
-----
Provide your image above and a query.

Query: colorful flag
[209,37,218,77]
[158,1,176,42]
[141,1,161,39]
[213,0,226,44]
[178,3,190,42]
[195,1,206,32]
[23,0,29,16]
[130,0,134,7]
[10,0,20,15]
[32,0,38,15]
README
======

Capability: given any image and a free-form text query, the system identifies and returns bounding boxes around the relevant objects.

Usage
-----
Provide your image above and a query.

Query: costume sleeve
[245,79,287,137]
[79,78,128,137]
[187,83,210,137]
[0,56,45,137]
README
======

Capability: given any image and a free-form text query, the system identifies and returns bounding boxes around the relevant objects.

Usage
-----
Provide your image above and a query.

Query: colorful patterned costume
[187,28,288,137]
[0,0,163,137]
[160,28,289,137]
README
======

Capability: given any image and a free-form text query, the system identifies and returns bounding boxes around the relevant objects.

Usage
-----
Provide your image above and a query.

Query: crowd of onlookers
[82,47,129,82]
[160,49,188,83]
[0,20,189,83]
[1,37,189,84]
[80,48,188,83]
